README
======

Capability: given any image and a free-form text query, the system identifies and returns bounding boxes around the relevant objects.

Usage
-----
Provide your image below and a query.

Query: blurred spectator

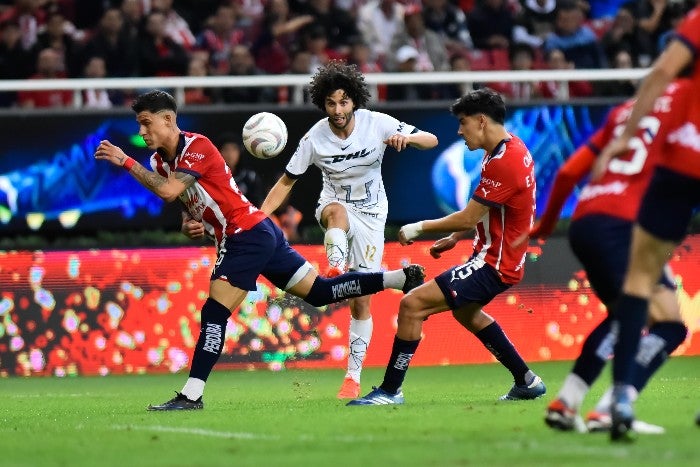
[221,44,276,103]
[281,48,312,103]
[537,47,593,99]
[217,132,266,208]
[347,37,384,101]
[150,0,196,51]
[251,0,314,74]
[422,0,473,55]
[512,0,556,49]
[489,44,541,100]
[120,0,144,39]
[386,44,446,100]
[78,8,138,77]
[36,10,79,76]
[656,1,686,54]
[195,4,247,76]
[356,0,404,66]
[467,0,514,50]
[601,4,655,68]
[184,53,217,105]
[0,19,37,106]
[595,49,637,97]
[388,4,449,72]
[0,0,46,51]
[298,0,361,56]
[446,52,479,98]
[81,56,113,108]
[17,47,73,108]
[544,0,607,69]
[137,10,189,77]
[625,0,673,49]
[297,23,344,72]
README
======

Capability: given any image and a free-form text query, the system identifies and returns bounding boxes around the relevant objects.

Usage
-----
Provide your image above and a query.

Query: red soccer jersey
[574,79,692,221]
[150,131,267,247]
[663,6,700,179]
[471,134,535,285]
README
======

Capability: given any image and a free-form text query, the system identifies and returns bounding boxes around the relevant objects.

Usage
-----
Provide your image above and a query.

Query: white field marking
[111,425,377,443]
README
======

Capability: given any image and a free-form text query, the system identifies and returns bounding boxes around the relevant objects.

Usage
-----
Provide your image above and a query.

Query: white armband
[400,221,424,241]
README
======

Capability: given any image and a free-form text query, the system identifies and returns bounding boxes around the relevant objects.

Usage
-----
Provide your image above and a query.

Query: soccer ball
[242,112,288,159]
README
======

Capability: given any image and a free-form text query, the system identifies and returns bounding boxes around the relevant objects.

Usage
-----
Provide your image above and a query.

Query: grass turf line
[2,357,698,467]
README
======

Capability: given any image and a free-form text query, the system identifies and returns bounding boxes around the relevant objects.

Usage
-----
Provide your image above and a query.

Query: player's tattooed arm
[131,163,168,190]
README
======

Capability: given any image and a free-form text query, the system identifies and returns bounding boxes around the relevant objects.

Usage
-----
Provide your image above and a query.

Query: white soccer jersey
[285,109,416,218]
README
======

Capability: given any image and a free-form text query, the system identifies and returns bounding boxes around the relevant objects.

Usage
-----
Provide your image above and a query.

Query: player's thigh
[346,209,385,271]
[316,200,350,231]
[212,218,278,292]
[637,166,700,243]
[433,257,509,310]
[624,225,677,297]
[399,279,450,321]
[568,215,632,305]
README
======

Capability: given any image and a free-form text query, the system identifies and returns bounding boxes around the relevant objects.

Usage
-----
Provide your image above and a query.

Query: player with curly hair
[261,60,438,399]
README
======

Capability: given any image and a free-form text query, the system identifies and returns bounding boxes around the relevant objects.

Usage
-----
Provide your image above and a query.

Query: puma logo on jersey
[330,148,374,163]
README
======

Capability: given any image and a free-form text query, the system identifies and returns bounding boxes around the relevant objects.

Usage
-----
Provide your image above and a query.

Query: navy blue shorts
[637,166,700,242]
[434,256,510,310]
[568,214,675,306]
[211,218,307,291]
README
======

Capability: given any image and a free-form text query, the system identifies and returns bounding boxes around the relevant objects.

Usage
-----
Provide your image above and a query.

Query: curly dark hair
[308,60,371,111]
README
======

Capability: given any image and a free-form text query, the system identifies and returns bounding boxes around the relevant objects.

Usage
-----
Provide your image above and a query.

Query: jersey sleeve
[374,111,416,140]
[285,131,314,179]
[674,7,700,55]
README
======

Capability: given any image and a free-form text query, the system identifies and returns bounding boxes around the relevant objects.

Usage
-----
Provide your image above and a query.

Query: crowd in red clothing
[0,0,692,108]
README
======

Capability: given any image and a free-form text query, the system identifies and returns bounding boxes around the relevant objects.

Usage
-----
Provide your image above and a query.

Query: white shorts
[315,199,386,272]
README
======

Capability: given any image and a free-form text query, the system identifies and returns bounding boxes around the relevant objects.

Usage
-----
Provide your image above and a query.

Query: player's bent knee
[398,295,427,322]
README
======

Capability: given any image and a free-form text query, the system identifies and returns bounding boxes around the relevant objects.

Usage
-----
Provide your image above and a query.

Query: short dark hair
[450,88,506,124]
[308,60,371,111]
[131,90,177,114]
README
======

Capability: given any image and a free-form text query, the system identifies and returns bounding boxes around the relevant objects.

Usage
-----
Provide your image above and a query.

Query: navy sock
[630,321,687,391]
[189,298,231,381]
[380,335,420,394]
[475,322,530,386]
[571,317,615,386]
[611,293,649,384]
[304,272,384,307]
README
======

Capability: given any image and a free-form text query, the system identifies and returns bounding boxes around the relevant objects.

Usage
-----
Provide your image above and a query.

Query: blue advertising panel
[0,102,613,237]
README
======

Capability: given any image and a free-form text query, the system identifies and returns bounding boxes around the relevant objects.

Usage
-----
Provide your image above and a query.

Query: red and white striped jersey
[150,131,267,248]
[575,79,692,221]
[471,134,535,285]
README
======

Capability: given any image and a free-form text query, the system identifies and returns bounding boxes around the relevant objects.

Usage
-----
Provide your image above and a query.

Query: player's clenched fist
[94,140,133,168]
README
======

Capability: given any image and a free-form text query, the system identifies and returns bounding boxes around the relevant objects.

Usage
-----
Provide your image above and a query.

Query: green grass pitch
[2,357,698,467]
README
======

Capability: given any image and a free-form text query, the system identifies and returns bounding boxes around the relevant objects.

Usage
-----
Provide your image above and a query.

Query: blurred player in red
[595,4,700,440]
[532,80,690,434]
[94,89,425,410]
[348,88,546,405]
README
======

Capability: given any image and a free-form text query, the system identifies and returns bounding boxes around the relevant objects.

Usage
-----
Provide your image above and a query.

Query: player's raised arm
[94,139,192,202]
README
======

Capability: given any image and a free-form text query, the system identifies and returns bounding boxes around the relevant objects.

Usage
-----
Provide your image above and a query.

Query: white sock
[181,377,206,401]
[346,317,373,382]
[595,386,639,414]
[324,227,348,270]
[557,373,590,411]
[382,269,406,290]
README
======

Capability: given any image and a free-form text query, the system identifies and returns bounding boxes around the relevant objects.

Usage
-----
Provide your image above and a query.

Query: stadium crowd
[0,0,694,107]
